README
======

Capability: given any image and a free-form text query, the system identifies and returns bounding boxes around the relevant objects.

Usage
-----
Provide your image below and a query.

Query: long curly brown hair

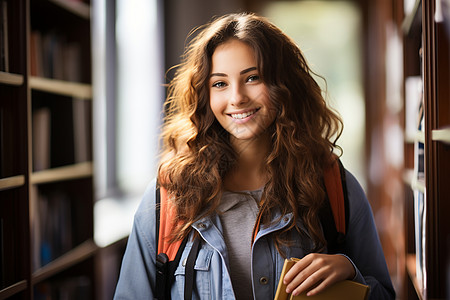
[158,13,343,252]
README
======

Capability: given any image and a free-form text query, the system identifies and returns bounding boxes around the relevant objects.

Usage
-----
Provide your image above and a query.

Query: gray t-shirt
[217,188,263,300]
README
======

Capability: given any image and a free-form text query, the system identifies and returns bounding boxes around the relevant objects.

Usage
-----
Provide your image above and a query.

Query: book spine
[2,1,7,72]
[0,0,9,72]
[0,218,4,289]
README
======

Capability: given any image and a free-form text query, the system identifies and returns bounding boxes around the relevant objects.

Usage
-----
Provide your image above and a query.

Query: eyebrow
[209,67,257,78]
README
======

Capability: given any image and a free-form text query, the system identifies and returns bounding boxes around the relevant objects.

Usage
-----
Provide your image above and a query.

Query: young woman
[114,13,395,300]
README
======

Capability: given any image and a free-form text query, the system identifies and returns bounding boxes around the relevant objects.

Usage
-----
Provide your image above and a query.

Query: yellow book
[274,258,370,300]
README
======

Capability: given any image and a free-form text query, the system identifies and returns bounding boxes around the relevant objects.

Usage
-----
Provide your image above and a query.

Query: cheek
[261,90,277,122]
[209,93,224,119]
[263,107,277,129]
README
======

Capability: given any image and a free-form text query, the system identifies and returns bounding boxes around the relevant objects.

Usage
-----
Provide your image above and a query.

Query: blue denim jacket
[114,171,395,299]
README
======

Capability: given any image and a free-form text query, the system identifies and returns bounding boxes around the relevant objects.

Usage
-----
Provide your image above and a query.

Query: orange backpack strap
[252,157,348,247]
[155,185,199,300]
[157,186,183,261]
[155,187,187,300]
[323,156,347,235]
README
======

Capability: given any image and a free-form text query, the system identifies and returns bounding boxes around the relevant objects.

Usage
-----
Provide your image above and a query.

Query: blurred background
[94,0,366,205]
[2,0,449,299]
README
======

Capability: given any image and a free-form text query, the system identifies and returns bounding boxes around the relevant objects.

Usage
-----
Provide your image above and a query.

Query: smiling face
[209,39,277,145]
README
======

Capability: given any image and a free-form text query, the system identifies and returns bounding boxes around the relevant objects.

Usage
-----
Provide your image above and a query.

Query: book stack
[31,187,73,269]
[30,30,82,82]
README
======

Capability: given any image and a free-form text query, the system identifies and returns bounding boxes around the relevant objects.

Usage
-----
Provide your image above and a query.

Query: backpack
[154,157,349,300]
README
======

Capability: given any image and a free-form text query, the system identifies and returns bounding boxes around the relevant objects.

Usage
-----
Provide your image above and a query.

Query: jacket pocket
[174,244,214,275]
[173,244,214,299]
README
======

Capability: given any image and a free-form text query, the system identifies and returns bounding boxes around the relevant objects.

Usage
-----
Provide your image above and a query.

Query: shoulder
[134,178,158,226]
[343,169,367,202]
[343,169,375,226]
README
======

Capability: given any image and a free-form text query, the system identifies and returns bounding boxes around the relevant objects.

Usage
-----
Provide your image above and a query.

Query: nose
[230,83,248,106]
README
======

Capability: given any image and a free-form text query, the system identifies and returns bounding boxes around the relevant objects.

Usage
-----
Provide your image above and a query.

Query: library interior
[0,0,449,299]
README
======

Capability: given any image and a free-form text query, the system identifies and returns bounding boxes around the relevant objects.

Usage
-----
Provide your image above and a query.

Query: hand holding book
[275,257,369,300]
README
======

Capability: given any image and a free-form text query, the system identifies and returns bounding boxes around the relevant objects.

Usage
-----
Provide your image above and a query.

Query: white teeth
[231,110,256,119]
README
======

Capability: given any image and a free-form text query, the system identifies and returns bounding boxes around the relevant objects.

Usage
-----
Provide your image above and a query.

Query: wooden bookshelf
[0,281,28,299]
[47,0,90,19]
[0,72,24,86]
[431,128,450,144]
[31,239,97,284]
[403,170,425,194]
[30,161,93,184]
[405,254,424,300]
[0,0,96,299]
[0,175,25,191]
[29,76,92,99]
[401,0,450,298]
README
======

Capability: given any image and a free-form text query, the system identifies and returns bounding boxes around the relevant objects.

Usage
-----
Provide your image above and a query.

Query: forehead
[210,39,257,72]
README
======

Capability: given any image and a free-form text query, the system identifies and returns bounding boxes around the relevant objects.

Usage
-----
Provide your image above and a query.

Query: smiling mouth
[230,108,260,119]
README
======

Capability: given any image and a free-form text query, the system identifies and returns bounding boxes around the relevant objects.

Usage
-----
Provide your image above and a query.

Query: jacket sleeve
[113,180,157,299]
[343,170,396,300]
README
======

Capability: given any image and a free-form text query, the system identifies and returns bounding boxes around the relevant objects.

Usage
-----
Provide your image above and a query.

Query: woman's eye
[247,75,260,82]
[212,81,226,88]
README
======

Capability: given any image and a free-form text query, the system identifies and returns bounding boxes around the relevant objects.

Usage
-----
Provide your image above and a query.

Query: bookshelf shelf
[48,0,90,19]
[432,128,450,144]
[31,239,98,285]
[406,130,425,144]
[0,175,25,191]
[29,76,92,99]
[403,170,425,193]
[406,254,424,300]
[0,281,28,299]
[30,161,93,185]
[411,178,425,194]
[402,0,421,35]
[0,72,24,86]
[416,130,425,144]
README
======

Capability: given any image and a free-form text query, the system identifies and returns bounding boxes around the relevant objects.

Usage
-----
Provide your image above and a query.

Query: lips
[229,108,260,120]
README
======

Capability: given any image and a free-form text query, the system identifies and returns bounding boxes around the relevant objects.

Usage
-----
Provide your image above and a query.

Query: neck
[224,133,271,191]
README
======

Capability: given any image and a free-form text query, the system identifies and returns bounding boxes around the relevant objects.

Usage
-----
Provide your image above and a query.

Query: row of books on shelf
[30,29,82,82]
[31,187,74,270]
[0,0,8,73]
[1,0,87,78]
[405,66,426,289]
[405,75,424,142]
[32,97,91,171]
[412,110,425,290]
[34,275,92,300]
[413,189,426,292]
[0,218,4,289]
[0,107,5,178]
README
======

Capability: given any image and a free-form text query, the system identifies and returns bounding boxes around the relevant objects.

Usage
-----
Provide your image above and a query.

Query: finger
[290,267,327,296]
[304,276,335,296]
[285,254,329,293]
[283,258,312,284]
[283,254,319,284]
[285,268,311,294]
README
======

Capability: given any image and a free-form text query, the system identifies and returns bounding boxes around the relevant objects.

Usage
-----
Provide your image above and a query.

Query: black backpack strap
[156,253,169,300]
[167,235,189,290]
[155,186,161,256]
[319,195,341,253]
[184,236,201,300]
[155,186,167,300]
